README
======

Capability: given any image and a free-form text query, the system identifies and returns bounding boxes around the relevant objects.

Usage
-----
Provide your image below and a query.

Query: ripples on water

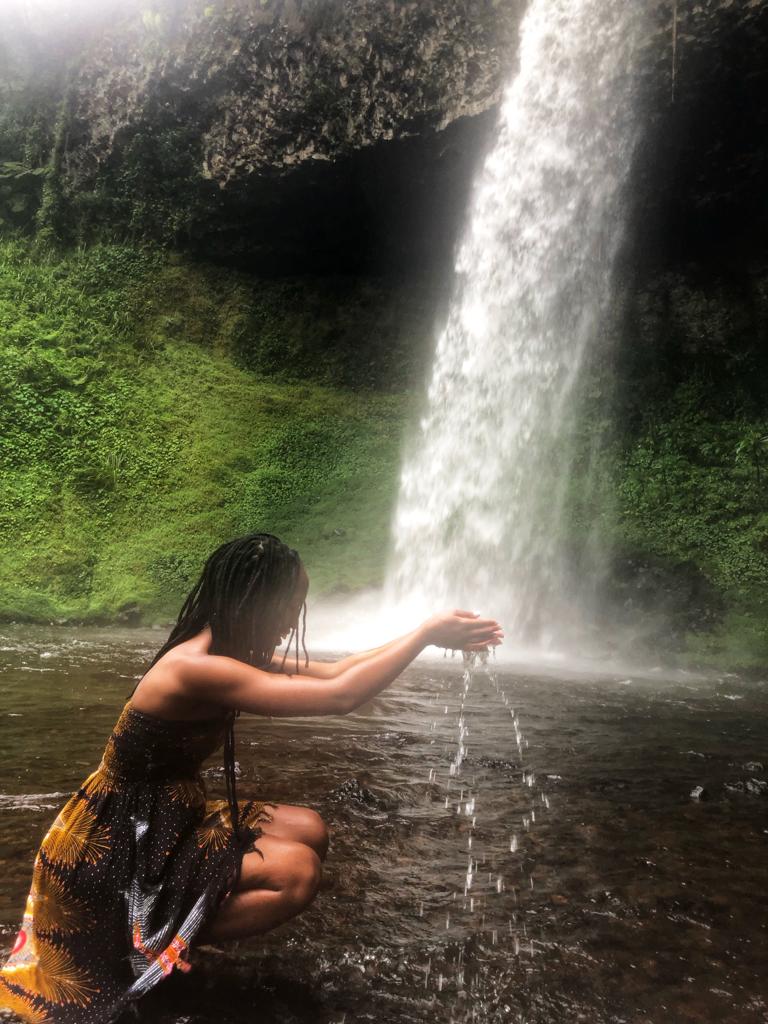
[1,625,767,1023]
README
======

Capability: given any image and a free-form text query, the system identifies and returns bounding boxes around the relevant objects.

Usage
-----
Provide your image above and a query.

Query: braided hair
[146,532,308,672]
[143,532,309,878]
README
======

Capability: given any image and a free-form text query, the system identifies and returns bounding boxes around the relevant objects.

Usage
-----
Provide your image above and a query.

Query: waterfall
[386,0,646,651]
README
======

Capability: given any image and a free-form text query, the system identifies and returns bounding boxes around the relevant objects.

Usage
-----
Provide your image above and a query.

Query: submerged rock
[202,760,241,778]
[465,756,520,772]
[325,777,385,808]
[724,778,768,797]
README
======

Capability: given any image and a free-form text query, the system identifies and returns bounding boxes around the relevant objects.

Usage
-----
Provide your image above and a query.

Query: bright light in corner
[0,0,99,9]
[0,0,127,24]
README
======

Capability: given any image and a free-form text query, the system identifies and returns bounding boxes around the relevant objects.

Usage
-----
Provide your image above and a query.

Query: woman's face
[278,564,309,642]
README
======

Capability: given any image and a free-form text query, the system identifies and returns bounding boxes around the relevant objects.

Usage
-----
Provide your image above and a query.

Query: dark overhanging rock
[184,108,498,275]
[629,0,768,274]
[65,0,524,184]
[37,0,524,265]
[5,0,768,282]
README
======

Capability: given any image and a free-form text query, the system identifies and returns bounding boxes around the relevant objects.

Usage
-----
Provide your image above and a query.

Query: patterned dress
[0,703,272,1023]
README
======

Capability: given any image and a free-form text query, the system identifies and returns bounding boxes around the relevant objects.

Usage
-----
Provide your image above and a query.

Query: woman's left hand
[421,609,504,651]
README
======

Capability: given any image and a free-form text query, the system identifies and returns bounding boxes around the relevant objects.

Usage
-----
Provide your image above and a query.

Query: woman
[0,533,502,1024]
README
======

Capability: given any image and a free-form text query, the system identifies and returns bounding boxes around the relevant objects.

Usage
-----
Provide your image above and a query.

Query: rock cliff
[23,0,514,268]
[68,0,523,185]
[5,0,768,274]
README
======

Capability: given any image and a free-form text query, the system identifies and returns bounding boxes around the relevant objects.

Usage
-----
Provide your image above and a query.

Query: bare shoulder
[170,650,279,710]
[135,644,340,719]
[131,647,232,720]
[173,650,266,687]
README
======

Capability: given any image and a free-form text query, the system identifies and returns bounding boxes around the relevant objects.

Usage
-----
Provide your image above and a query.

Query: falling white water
[386,0,647,650]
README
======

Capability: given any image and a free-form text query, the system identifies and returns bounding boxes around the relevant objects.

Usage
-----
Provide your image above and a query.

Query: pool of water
[1,625,767,1023]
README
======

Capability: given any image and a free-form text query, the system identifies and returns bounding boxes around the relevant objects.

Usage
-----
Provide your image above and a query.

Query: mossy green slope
[0,240,406,623]
[1,238,767,669]
[613,378,768,669]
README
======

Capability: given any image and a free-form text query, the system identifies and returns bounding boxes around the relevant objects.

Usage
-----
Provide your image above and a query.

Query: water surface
[1,626,767,1023]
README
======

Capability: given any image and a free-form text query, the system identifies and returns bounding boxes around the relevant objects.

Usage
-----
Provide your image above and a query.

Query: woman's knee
[298,808,329,860]
[268,805,330,860]
[204,840,321,941]
[284,843,322,909]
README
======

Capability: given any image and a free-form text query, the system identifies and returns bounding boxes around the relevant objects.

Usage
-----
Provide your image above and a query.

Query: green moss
[569,273,768,671]
[683,603,768,671]
[1,238,766,671]
[130,263,433,390]
[611,389,768,668]
[0,239,406,623]
[615,384,768,592]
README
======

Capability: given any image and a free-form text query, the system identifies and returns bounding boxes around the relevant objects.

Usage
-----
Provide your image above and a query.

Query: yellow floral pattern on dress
[109,706,132,738]
[195,800,235,854]
[42,798,111,869]
[0,976,51,1024]
[167,778,206,809]
[30,865,87,938]
[3,938,96,1008]
[79,770,115,801]
[195,799,274,856]
[0,702,276,1023]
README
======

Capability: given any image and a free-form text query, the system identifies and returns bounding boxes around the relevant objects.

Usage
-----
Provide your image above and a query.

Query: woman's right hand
[421,609,504,651]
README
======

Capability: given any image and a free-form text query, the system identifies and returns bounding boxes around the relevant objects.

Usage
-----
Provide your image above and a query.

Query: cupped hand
[421,609,504,651]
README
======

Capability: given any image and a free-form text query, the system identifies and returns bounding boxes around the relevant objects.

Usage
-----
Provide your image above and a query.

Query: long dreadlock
[138,533,309,884]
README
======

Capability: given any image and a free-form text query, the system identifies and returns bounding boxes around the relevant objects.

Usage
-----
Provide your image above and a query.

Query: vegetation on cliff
[1,237,767,670]
[0,239,411,623]
[573,271,768,668]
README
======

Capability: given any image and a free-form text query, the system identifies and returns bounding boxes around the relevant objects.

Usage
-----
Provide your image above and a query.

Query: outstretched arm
[269,611,489,679]
[268,636,404,679]
[178,611,502,718]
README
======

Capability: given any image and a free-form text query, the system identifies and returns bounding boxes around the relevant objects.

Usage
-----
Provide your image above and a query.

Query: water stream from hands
[422,651,544,1017]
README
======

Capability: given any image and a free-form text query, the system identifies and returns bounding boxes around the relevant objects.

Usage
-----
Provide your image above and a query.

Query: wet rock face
[601,551,726,654]
[7,0,768,282]
[22,0,768,276]
[49,0,523,269]
[65,0,523,189]
[199,0,522,185]
[632,0,768,270]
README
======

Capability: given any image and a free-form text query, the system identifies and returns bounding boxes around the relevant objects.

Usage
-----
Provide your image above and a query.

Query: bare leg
[205,834,321,942]
[259,804,330,861]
